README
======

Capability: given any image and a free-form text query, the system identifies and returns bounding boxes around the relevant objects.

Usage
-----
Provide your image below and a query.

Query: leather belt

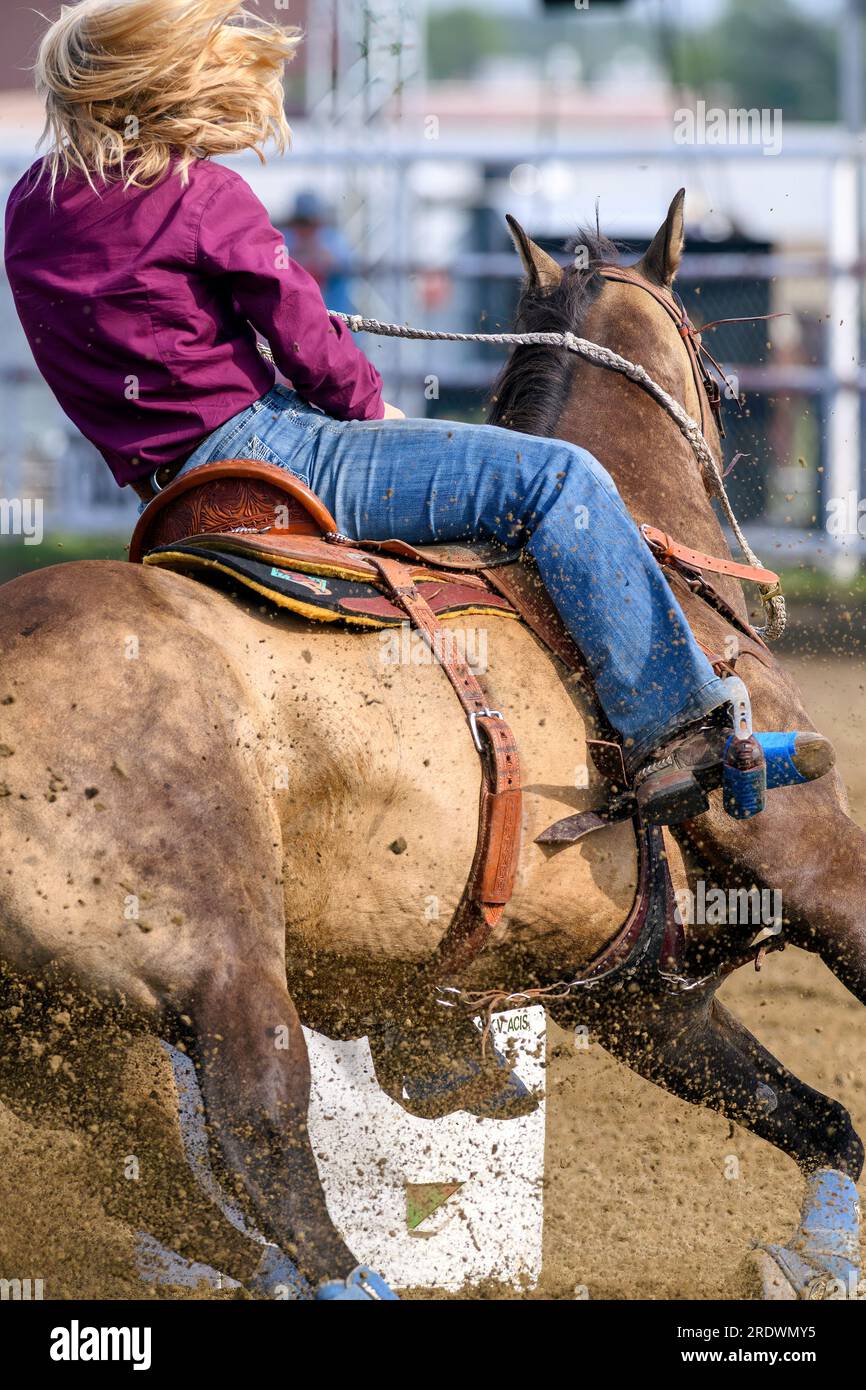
[130,458,188,505]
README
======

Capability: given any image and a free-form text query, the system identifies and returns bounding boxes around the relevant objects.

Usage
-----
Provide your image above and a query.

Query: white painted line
[305,1004,546,1292]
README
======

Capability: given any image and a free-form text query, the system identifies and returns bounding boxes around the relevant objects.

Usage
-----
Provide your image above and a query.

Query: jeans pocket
[234,430,314,488]
[243,435,289,468]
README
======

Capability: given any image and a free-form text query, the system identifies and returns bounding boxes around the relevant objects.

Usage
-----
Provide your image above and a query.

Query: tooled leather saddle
[129,458,680,987]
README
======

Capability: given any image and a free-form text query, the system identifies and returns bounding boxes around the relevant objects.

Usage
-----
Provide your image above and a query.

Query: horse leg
[600,987,863,1298]
[683,772,866,1003]
[707,999,863,1299]
[186,957,362,1294]
[675,628,866,1003]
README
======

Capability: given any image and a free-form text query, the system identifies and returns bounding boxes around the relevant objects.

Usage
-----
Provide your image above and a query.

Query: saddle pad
[173,530,385,580]
[144,541,518,628]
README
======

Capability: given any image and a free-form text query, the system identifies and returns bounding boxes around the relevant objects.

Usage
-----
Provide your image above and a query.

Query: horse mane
[486,228,621,436]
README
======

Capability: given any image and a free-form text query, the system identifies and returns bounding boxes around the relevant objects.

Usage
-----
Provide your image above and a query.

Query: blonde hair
[35,0,302,190]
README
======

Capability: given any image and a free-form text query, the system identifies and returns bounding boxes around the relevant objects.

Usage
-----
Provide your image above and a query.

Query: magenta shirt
[4,158,384,487]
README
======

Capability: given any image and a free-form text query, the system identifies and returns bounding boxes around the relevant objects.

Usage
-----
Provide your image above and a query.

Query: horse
[0,189,862,1299]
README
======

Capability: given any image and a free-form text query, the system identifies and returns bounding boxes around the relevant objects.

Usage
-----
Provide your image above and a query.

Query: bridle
[597,264,784,447]
[597,264,726,440]
[258,269,786,638]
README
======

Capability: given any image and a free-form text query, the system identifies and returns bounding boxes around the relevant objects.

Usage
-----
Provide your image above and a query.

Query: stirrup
[717,675,766,818]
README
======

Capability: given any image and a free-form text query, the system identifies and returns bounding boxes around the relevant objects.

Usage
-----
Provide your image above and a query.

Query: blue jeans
[177,384,728,764]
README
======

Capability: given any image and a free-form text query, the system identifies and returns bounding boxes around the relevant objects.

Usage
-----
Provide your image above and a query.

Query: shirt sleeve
[195,168,384,421]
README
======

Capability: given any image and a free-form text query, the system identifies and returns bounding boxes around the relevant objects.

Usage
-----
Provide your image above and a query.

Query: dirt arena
[543,651,866,1300]
[1,649,864,1300]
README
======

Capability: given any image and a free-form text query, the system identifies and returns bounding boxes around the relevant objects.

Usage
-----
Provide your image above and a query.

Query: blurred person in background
[280,190,354,317]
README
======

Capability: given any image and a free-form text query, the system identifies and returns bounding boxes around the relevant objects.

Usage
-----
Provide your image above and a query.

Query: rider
[5,0,830,825]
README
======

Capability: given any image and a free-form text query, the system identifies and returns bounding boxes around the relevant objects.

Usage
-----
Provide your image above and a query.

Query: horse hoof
[316,1266,399,1301]
[371,1020,539,1121]
[465,1073,540,1120]
[134,1232,240,1293]
[743,1169,862,1301]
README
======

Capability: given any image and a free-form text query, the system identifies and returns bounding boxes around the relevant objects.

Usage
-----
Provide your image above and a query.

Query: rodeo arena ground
[2,0,866,1370]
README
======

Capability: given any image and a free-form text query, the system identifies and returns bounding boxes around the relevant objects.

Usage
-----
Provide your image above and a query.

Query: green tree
[674,0,838,123]
[427,7,508,80]
[425,0,843,124]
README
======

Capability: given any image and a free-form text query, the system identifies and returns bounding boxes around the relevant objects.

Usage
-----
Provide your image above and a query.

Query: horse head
[492,189,745,622]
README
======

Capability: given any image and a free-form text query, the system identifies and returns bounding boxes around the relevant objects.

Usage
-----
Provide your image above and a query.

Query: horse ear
[506,214,563,290]
[636,188,686,287]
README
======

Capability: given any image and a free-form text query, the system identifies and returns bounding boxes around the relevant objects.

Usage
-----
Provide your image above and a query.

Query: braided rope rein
[260,313,786,640]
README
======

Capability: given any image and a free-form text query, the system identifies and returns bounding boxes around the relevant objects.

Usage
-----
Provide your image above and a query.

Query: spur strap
[364,553,522,981]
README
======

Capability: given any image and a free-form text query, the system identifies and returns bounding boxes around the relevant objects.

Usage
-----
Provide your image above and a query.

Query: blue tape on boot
[722,761,766,818]
[725,733,808,790]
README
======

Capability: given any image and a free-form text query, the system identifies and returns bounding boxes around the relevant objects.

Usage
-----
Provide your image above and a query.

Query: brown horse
[0,191,862,1299]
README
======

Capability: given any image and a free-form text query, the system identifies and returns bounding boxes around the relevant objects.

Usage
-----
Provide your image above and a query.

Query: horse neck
[553,286,749,622]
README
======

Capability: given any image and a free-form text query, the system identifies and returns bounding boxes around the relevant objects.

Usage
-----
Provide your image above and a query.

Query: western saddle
[129,457,778,988]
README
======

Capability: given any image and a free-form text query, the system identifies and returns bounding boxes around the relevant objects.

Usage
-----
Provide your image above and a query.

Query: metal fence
[1,139,864,575]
